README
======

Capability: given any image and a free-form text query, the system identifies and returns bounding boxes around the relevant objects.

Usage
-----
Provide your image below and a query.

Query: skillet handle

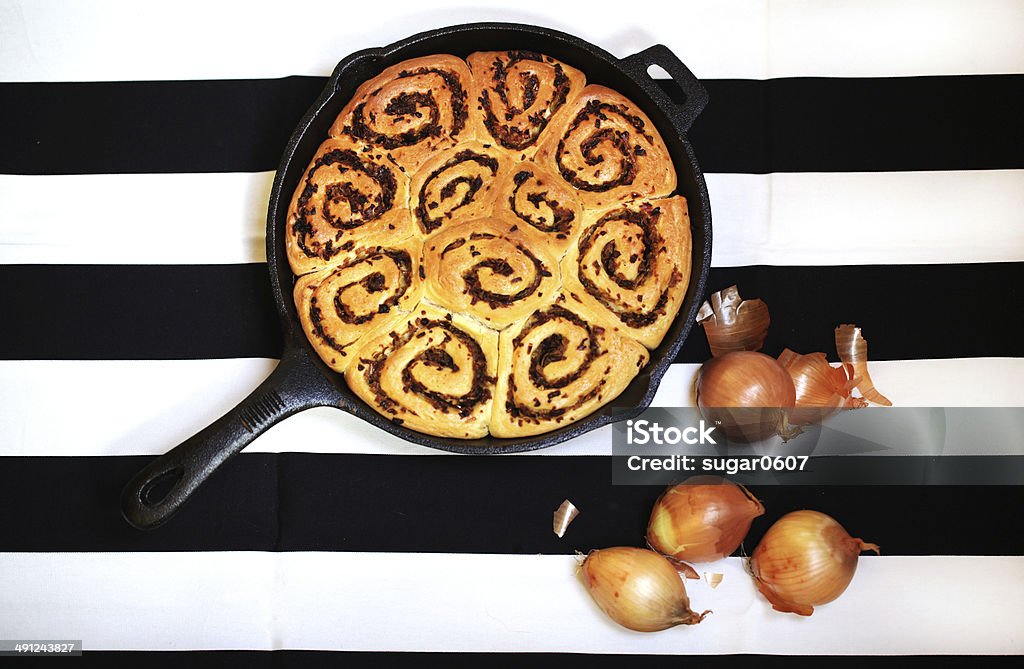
[621,44,708,133]
[120,344,343,530]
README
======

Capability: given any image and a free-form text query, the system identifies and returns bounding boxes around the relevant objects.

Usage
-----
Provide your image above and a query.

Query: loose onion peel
[696,285,771,357]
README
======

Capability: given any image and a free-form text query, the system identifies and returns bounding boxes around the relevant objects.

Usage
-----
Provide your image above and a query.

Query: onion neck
[673,608,711,626]
[854,539,881,555]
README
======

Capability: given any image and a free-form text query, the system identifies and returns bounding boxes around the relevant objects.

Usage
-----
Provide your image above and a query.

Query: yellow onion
[581,547,709,632]
[777,349,867,425]
[750,510,879,616]
[647,476,765,563]
[696,351,797,442]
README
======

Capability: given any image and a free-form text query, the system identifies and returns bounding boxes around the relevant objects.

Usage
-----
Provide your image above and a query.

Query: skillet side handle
[621,45,708,133]
[120,345,342,530]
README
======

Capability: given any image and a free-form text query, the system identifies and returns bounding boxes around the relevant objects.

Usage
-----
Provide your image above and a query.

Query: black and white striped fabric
[1,0,1022,663]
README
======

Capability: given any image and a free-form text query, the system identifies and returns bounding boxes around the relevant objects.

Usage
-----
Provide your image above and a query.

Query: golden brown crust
[421,217,561,329]
[467,51,586,160]
[485,160,584,258]
[329,54,475,174]
[490,297,650,437]
[560,197,692,348]
[535,85,676,211]
[285,53,693,440]
[407,141,511,237]
[294,238,425,373]
[345,302,499,439]
[285,137,414,276]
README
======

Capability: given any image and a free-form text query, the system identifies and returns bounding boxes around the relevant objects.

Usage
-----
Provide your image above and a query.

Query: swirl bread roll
[346,302,499,439]
[409,141,511,236]
[491,298,650,437]
[535,85,676,211]
[286,137,414,275]
[561,196,691,349]
[422,217,560,329]
[294,238,425,373]
[330,55,474,173]
[486,161,584,257]
[467,50,586,160]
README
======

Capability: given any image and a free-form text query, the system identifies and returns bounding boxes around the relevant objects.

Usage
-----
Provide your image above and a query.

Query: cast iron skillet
[121,22,712,530]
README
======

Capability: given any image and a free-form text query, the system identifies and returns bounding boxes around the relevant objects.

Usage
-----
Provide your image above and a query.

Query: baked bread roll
[408,141,510,236]
[560,197,692,348]
[467,50,585,160]
[286,137,414,275]
[422,217,560,329]
[491,298,650,437]
[345,302,499,439]
[294,238,425,372]
[330,55,475,173]
[535,85,676,211]
[486,160,583,257]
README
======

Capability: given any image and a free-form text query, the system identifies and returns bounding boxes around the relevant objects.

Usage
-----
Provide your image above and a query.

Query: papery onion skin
[696,351,797,442]
[751,510,880,616]
[672,560,701,580]
[647,476,765,563]
[835,324,892,406]
[696,285,771,357]
[778,349,867,425]
[581,547,709,632]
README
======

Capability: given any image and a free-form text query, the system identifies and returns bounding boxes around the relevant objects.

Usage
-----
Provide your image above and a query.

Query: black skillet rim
[265,22,713,454]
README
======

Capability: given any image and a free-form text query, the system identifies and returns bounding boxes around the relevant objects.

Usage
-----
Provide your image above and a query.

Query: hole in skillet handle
[140,468,185,507]
[121,454,200,531]
[621,44,708,133]
[647,63,672,81]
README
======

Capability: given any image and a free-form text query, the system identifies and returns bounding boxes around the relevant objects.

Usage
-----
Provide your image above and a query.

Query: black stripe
[1,75,1021,174]
[2,263,1021,361]
[67,652,1024,667]
[0,78,325,176]
[698,263,1024,362]
[0,454,1019,554]
[693,76,1024,173]
[0,264,283,360]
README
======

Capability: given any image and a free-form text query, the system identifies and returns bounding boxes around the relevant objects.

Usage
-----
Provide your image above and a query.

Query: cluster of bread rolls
[287,51,691,439]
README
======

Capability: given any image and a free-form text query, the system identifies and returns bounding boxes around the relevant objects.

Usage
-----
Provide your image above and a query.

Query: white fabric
[0,173,274,265]
[1,0,1022,82]
[4,171,1023,266]
[0,552,1021,654]
[707,171,1024,267]
[1,358,1021,457]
